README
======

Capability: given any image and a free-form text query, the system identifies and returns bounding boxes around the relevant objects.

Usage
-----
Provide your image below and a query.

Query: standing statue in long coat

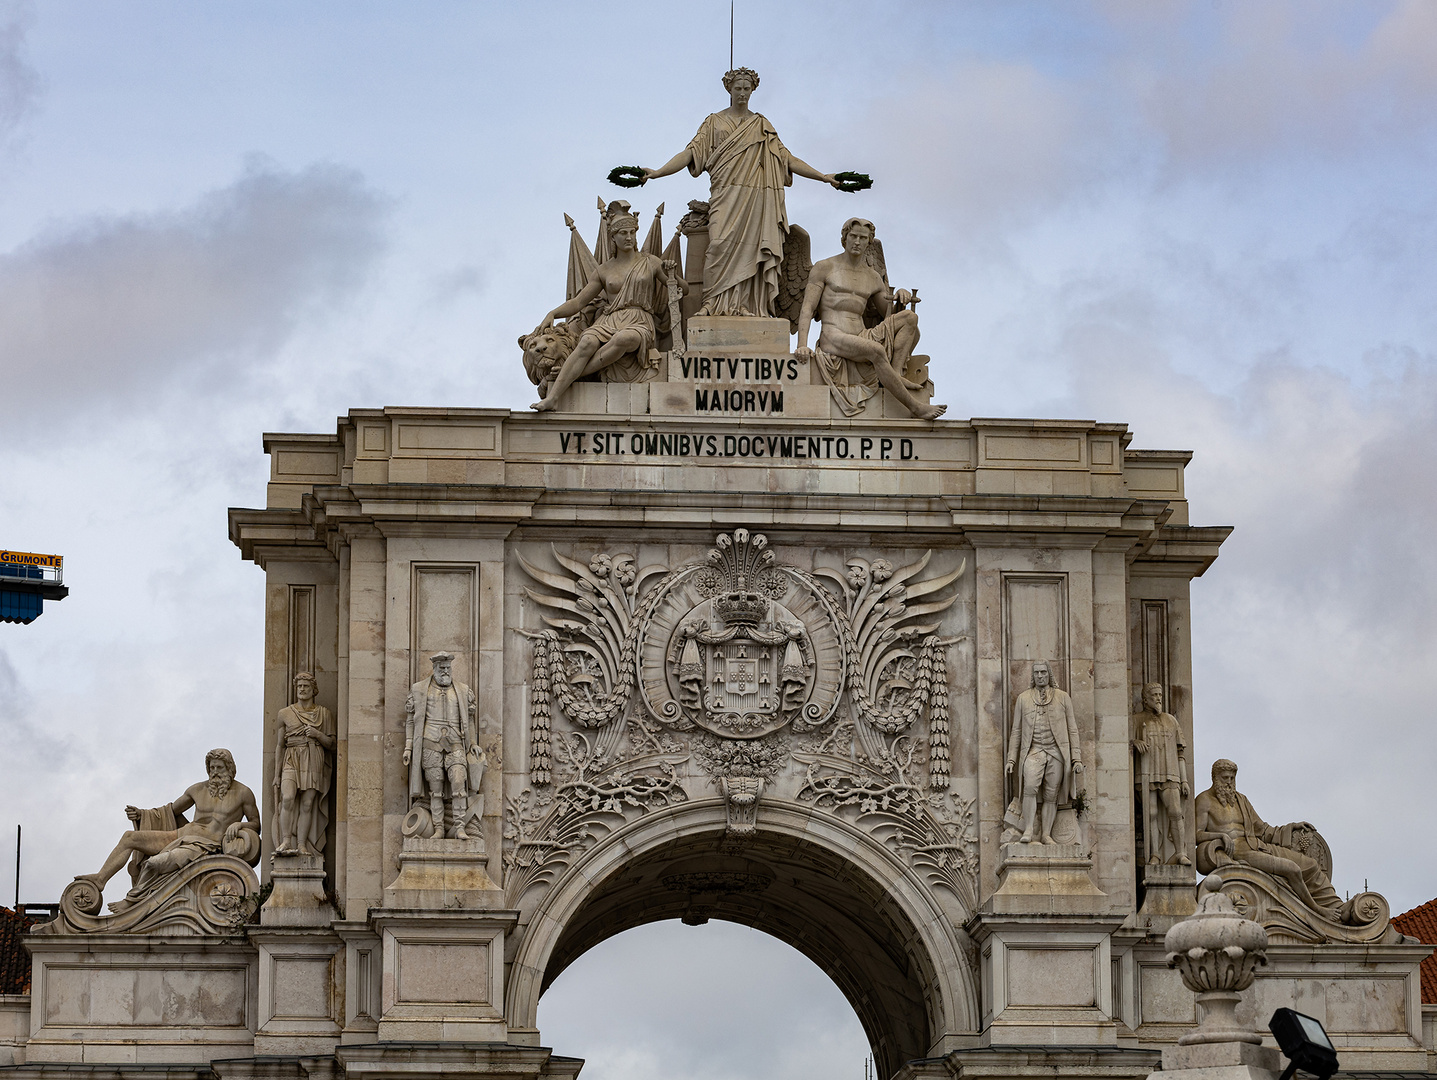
[1006,660,1085,845]
[403,652,486,840]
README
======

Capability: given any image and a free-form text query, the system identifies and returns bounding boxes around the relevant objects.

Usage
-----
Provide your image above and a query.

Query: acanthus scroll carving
[794,721,979,911]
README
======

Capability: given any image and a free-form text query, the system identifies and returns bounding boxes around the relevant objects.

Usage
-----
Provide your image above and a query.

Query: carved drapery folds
[512,529,966,882]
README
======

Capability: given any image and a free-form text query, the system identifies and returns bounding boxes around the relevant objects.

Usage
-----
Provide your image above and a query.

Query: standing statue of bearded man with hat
[403,652,486,840]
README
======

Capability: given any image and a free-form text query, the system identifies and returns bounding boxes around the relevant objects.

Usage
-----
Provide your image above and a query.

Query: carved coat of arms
[641,530,842,739]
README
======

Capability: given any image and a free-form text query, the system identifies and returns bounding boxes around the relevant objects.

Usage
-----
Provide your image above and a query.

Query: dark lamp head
[1269,1008,1339,1080]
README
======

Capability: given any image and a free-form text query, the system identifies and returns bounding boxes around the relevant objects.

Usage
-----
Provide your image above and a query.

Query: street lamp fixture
[1269,1007,1339,1080]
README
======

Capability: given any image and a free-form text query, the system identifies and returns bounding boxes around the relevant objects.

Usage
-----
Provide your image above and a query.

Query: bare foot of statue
[531,398,557,413]
[1041,835,1058,846]
[914,403,947,421]
[1178,854,1192,866]
[1018,832,1033,844]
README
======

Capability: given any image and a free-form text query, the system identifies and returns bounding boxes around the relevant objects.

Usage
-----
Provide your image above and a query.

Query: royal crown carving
[647,530,842,740]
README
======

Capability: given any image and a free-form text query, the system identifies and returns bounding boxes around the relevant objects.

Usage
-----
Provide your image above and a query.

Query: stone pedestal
[262,852,336,927]
[684,315,790,352]
[251,927,342,1056]
[0,995,29,1068]
[22,935,258,1064]
[1161,1040,1283,1075]
[651,315,830,418]
[984,842,1107,915]
[968,913,1126,1045]
[1140,862,1198,920]
[383,836,496,909]
[373,910,516,1043]
[336,1041,582,1080]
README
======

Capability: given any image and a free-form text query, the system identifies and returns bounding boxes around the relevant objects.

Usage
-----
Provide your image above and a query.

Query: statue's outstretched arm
[642,147,695,182]
[788,153,840,189]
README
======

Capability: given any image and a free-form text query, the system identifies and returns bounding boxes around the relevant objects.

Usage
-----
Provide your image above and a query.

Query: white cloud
[0,158,387,422]
[1053,285,1437,912]
[1108,0,1437,169]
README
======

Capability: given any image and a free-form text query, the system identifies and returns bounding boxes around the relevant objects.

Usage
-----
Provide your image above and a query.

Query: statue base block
[984,842,1106,915]
[261,852,335,927]
[1139,861,1198,920]
[384,836,497,909]
[22,934,259,1063]
[1162,1042,1282,1072]
[684,315,790,353]
[1157,1041,1283,1080]
[371,910,516,1042]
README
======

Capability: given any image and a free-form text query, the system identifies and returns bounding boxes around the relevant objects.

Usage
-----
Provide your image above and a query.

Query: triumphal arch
[7,66,1431,1080]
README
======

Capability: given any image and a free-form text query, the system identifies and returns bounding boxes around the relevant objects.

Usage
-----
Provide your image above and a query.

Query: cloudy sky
[2,2,1435,1077]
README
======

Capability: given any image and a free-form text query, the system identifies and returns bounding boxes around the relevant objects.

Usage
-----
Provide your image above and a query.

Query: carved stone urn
[1165,873,1269,1046]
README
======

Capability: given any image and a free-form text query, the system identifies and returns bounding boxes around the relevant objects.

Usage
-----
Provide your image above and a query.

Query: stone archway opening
[533,826,947,1080]
[538,919,870,1080]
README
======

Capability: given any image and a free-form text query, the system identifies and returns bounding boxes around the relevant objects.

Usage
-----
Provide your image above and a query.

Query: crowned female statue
[639,68,846,318]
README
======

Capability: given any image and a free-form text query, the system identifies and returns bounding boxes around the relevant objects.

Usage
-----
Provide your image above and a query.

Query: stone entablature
[259,406,1193,510]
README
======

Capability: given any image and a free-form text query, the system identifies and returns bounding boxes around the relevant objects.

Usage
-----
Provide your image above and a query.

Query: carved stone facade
[5,406,1431,1080]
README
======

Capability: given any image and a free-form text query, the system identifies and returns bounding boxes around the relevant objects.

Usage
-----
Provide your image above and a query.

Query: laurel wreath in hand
[833,171,874,193]
[607,166,646,188]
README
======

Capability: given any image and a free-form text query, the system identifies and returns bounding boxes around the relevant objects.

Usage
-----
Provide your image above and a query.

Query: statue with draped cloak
[640,68,845,318]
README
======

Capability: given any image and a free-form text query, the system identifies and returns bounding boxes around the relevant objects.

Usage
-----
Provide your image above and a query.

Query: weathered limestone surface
[224,403,1237,1077]
[22,936,257,1064]
[4,399,1428,1080]
[0,996,27,1067]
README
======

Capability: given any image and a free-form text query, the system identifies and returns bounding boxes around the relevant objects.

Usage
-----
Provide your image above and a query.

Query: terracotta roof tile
[1392,897,1437,1005]
[0,906,37,995]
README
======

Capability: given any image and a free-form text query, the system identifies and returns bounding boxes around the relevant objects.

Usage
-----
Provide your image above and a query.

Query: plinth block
[251,926,342,1056]
[373,910,517,1043]
[1140,861,1198,919]
[1162,1042,1283,1072]
[383,836,497,909]
[984,842,1107,915]
[684,315,791,353]
[262,852,335,927]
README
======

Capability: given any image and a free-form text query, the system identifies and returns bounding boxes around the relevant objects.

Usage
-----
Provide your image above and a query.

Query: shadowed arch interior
[538,826,946,1080]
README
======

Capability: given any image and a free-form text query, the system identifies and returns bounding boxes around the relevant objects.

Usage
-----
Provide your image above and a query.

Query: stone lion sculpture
[519,321,584,401]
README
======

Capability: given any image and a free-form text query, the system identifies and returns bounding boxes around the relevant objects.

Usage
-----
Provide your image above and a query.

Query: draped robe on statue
[686,111,792,317]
